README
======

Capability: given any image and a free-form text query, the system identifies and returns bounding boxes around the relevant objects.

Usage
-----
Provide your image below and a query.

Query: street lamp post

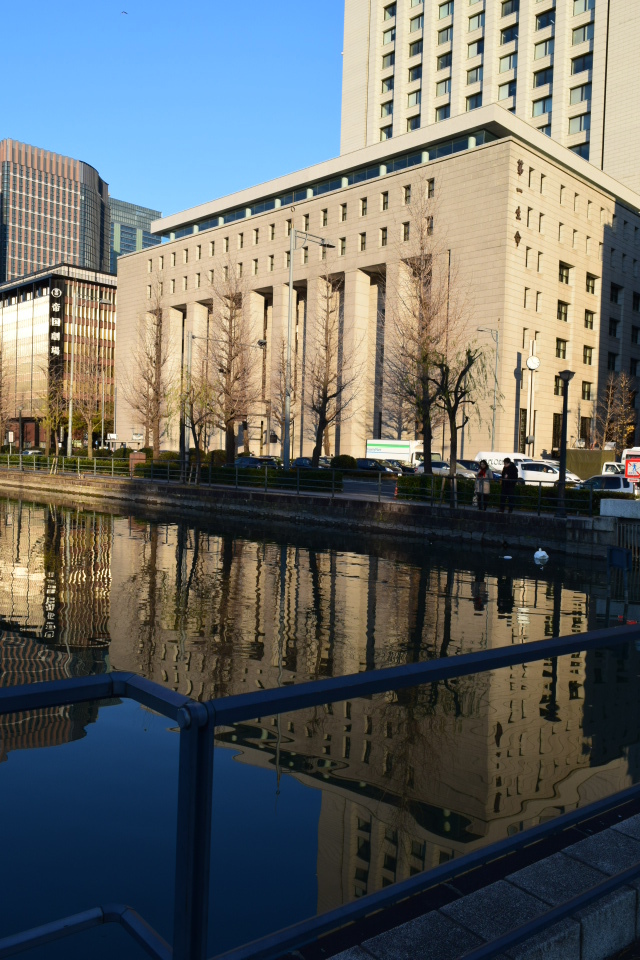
[477,326,500,449]
[557,369,575,518]
[284,214,334,469]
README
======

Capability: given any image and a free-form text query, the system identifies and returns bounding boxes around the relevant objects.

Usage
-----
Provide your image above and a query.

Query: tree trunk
[448,406,458,509]
[312,409,327,467]
[242,420,250,455]
[225,423,235,465]
[420,368,433,474]
[86,419,93,460]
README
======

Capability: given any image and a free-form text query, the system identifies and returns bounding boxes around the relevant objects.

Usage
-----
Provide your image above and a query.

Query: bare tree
[594,372,637,454]
[122,276,173,457]
[182,337,218,482]
[306,272,361,467]
[207,260,262,465]
[0,346,10,450]
[72,350,104,460]
[38,364,67,462]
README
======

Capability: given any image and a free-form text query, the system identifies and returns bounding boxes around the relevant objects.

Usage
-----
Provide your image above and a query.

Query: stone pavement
[330,812,640,960]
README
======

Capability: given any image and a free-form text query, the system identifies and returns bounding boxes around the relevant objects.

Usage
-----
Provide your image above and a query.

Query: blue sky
[4,0,345,219]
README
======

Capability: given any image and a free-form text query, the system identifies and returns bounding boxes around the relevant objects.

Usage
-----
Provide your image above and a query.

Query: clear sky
[3,0,345,219]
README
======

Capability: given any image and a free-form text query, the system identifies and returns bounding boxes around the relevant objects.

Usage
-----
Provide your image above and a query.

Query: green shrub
[157,450,180,461]
[331,454,357,470]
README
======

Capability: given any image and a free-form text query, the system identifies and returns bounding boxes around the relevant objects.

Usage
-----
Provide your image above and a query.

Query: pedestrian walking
[475,459,490,511]
[500,457,519,513]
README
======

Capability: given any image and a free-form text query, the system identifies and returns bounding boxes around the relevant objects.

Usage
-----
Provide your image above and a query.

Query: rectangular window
[438,27,452,44]
[382,76,394,93]
[404,185,412,204]
[499,53,517,72]
[584,310,594,329]
[224,237,229,252]
[439,0,453,16]
[360,197,368,216]
[252,259,258,276]
[435,104,450,121]
[467,66,483,84]
[146,284,151,298]
[209,242,214,257]
[147,259,152,273]
[583,345,593,364]
[170,278,175,293]
[469,12,484,30]
[559,262,570,284]
[536,10,555,30]
[171,252,176,267]
[631,358,638,378]
[570,83,591,104]
[534,39,554,59]
[634,292,640,313]
[554,376,565,397]
[609,318,619,338]
[183,249,188,263]
[501,26,518,44]
[383,27,396,44]
[569,113,590,134]
[408,65,422,82]
[556,338,567,359]
[196,244,202,260]
[632,326,640,344]
[611,283,622,304]
[428,179,435,198]
[468,39,484,57]
[322,209,328,227]
[339,237,346,256]
[380,124,393,140]
[159,255,164,269]
[608,352,618,372]
[384,2,396,19]
[534,67,554,87]
[410,15,423,32]
[574,0,594,12]
[268,254,274,272]
[408,89,422,106]
[360,233,366,252]
[467,93,482,110]
[582,381,592,400]
[402,222,410,241]
[380,227,388,247]
[499,81,517,99]
[237,233,244,249]
[436,79,450,96]
[571,52,593,74]
[382,52,395,69]
[269,224,275,240]
[340,203,348,222]
[381,191,389,211]
[586,273,596,294]
[407,115,420,131]
[408,43,422,59]
[532,96,553,116]
[437,53,452,70]
[573,23,594,45]
[502,0,519,14]
[557,300,568,322]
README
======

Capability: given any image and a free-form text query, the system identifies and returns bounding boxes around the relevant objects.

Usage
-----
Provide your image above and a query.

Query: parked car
[602,461,624,475]
[256,456,282,469]
[385,459,410,474]
[517,461,581,486]
[455,461,478,479]
[540,460,581,484]
[291,457,321,469]
[318,456,332,468]
[575,475,637,495]
[375,459,404,475]
[356,458,396,474]
[228,456,266,469]
[414,458,450,476]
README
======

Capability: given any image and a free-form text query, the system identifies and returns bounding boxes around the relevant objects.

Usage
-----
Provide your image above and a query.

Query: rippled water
[0,497,637,958]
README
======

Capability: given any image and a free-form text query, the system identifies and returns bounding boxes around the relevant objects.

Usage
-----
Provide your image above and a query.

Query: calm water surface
[0,497,638,958]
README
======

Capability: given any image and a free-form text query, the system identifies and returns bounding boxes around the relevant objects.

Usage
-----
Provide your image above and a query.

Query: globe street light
[557,369,575,518]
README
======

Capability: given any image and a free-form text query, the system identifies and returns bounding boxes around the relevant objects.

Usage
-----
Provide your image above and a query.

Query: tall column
[338,269,371,458]
[272,282,297,462]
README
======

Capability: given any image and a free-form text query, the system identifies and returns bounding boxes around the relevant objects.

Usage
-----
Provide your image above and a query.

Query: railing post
[264,465,268,493]
[94,459,96,477]
[77,457,80,476]
[590,486,593,517]
[209,460,212,486]
[331,469,335,500]
[297,467,300,495]
[167,462,170,484]
[112,458,114,478]
[34,455,36,472]
[62,456,65,473]
[378,471,381,503]
[538,482,542,517]
[235,466,238,490]
[172,701,214,960]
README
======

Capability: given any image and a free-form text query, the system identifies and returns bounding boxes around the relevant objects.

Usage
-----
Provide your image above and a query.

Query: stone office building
[116,105,640,460]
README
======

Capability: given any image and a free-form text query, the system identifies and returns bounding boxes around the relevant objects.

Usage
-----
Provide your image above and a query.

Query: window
[269,224,275,240]
[223,265,229,279]
[583,345,593,364]
[438,27,452,44]
[170,278,175,293]
[209,242,214,257]
[468,39,484,57]
[467,93,482,110]
[340,203,348,222]
[171,252,176,267]
[573,23,594,44]
[559,262,570,284]
[252,259,258,276]
[406,112,419,129]
[537,251,543,272]
[383,27,395,44]
[224,237,229,252]
[502,0,519,15]
[536,291,542,312]
[403,222,410,241]
[404,185,412,204]
[634,292,640,313]
[631,359,638,378]
[360,197,368,216]
[409,40,422,56]
[382,76,394,93]
[146,284,151,298]
[501,26,518,44]
[427,216,434,235]
[195,273,200,288]
[238,233,244,249]
[586,274,596,294]
[435,104,450,121]
[196,244,202,260]
[439,0,454,15]
[339,237,346,256]
[147,259,152,273]
[554,376,565,396]
[437,53,452,70]
[580,381,593,402]
[557,300,568,321]
[633,326,640,344]
[534,67,554,87]
[380,124,393,141]
[268,254,274,272]
[303,214,309,231]
[303,247,308,264]
[408,65,422,82]
[410,15,423,32]
[534,39,554,59]
[159,254,164,269]
[207,269,213,283]
[322,209,328,227]
[381,191,389,210]
[436,79,450,96]
[499,80,517,99]
[182,248,189,263]
[408,90,421,106]
[569,113,590,134]
[382,52,395,69]
[556,338,567,359]
[469,12,484,30]
[532,96,553,116]
[611,283,622,304]
[574,0,594,12]
[381,100,393,118]
[467,66,483,83]
[609,318,619,338]
[428,178,435,198]
[572,52,593,74]
[360,233,366,251]
[571,143,590,160]
[380,227,388,247]
[536,10,555,30]
[570,83,591,104]
[499,53,517,72]
[608,352,618,372]
[384,2,396,18]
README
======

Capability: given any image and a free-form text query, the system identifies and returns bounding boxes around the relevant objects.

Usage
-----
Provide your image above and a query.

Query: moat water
[0,497,638,959]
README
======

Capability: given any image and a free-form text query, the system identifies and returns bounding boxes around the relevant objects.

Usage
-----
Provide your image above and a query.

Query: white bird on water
[534,547,549,566]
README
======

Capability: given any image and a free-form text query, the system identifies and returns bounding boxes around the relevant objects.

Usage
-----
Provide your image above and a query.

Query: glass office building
[109,199,161,274]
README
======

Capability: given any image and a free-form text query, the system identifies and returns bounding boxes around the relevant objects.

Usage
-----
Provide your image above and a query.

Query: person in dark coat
[500,457,519,513]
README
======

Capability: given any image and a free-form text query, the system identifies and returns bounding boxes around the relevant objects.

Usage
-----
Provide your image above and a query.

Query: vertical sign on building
[49,279,65,373]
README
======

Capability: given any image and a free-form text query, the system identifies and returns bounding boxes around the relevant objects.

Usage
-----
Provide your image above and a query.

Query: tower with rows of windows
[341,0,640,194]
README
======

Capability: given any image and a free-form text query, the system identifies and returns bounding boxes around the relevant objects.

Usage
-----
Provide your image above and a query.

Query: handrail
[0,623,639,960]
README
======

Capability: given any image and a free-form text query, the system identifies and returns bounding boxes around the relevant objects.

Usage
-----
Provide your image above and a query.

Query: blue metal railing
[1,625,640,960]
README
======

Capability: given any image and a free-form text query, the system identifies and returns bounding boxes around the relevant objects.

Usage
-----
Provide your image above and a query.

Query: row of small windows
[384,0,590,22]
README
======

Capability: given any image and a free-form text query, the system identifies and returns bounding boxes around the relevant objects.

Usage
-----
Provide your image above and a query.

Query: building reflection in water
[1,501,639,914]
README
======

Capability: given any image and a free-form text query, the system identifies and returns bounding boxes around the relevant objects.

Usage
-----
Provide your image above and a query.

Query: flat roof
[0,263,117,295]
[152,104,640,237]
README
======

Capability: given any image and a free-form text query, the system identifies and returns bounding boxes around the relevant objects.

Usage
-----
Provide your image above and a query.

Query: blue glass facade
[109,198,161,274]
